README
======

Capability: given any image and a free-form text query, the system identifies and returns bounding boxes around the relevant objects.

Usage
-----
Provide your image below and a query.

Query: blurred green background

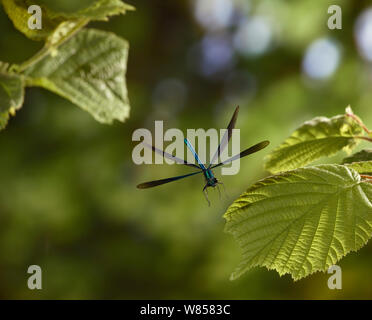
[1,0,372,299]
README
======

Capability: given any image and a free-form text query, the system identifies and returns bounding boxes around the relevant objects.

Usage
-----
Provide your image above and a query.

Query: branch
[360,175,372,184]
[354,136,372,143]
[15,18,89,73]
[346,112,371,135]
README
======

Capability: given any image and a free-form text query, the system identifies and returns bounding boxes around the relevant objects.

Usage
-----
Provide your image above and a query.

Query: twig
[360,174,372,179]
[354,136,372,143]
[361,175,372,183]
[16,18,89,73]
[346,112,371,135]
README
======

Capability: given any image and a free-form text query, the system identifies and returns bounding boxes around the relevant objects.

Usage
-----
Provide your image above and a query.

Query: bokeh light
[233,16,273,57]
[188,33,235,77]
[355,8,372,62]
[302,38,341,80]
[193,0,235,31]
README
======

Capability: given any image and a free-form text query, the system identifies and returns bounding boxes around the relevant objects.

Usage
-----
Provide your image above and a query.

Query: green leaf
[343,150,372,175]
[264,110,364,174]
[23,29,130,124]
[2,0,63,40]
[345,162,372,176]
[224,164,372,281]
[0,72,24,130]
[342,149,372,164]
[2,0,134,41]
[64,0,134,21]
[44,19,89,48]
[0,73,24,112]
[0,111,10,130]
[12,19,91,75]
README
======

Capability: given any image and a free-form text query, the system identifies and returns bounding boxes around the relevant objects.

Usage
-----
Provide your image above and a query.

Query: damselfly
[137,106,270,205]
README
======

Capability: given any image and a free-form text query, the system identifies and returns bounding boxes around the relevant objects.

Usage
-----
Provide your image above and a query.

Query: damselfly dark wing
[143,141,200,169]
[211,140,270,169]
[136,170,203,189]
[209,106,240,168]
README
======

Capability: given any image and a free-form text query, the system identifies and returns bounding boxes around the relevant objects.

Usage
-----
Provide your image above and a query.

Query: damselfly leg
[216,184,221,200]
[203,184,211,206]
[217,181,228,199]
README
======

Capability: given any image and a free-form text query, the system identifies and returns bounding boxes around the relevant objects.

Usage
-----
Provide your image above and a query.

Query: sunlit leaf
[264,109,364,173]
[343,150,372,175]
[0,72,24,130]
[343,149,372,164]
[2,0,134,41]
[224,164,372,281]
[66,0,134,21]
[0,111,10,130]
[345,162,372,176]
[23,29,130,124]
[2,0,63,40]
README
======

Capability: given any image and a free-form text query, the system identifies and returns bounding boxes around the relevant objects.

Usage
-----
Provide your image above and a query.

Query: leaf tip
[345,105,353,115]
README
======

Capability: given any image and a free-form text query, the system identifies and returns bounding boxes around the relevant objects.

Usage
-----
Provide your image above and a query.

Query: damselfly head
[210,177,218,187]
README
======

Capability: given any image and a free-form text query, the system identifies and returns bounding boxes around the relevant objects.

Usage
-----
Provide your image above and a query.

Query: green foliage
[65,0,134,21]
[0,0,133,131]
[343,149,372,163]
[24,29,130,124]
[1,0,372,299]
[0,72,24,129]
[344,161,372,176]
[264,108,365,174]
[2,0,63,40]
[343,150,372,174]
[1,0,134,41]
[225,164,372,281]
[226,108,372,281]
[0,72,24,112]
[0,111,10,130]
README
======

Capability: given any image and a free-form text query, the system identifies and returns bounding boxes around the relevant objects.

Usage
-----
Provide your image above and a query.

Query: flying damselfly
[136,106,270,205]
